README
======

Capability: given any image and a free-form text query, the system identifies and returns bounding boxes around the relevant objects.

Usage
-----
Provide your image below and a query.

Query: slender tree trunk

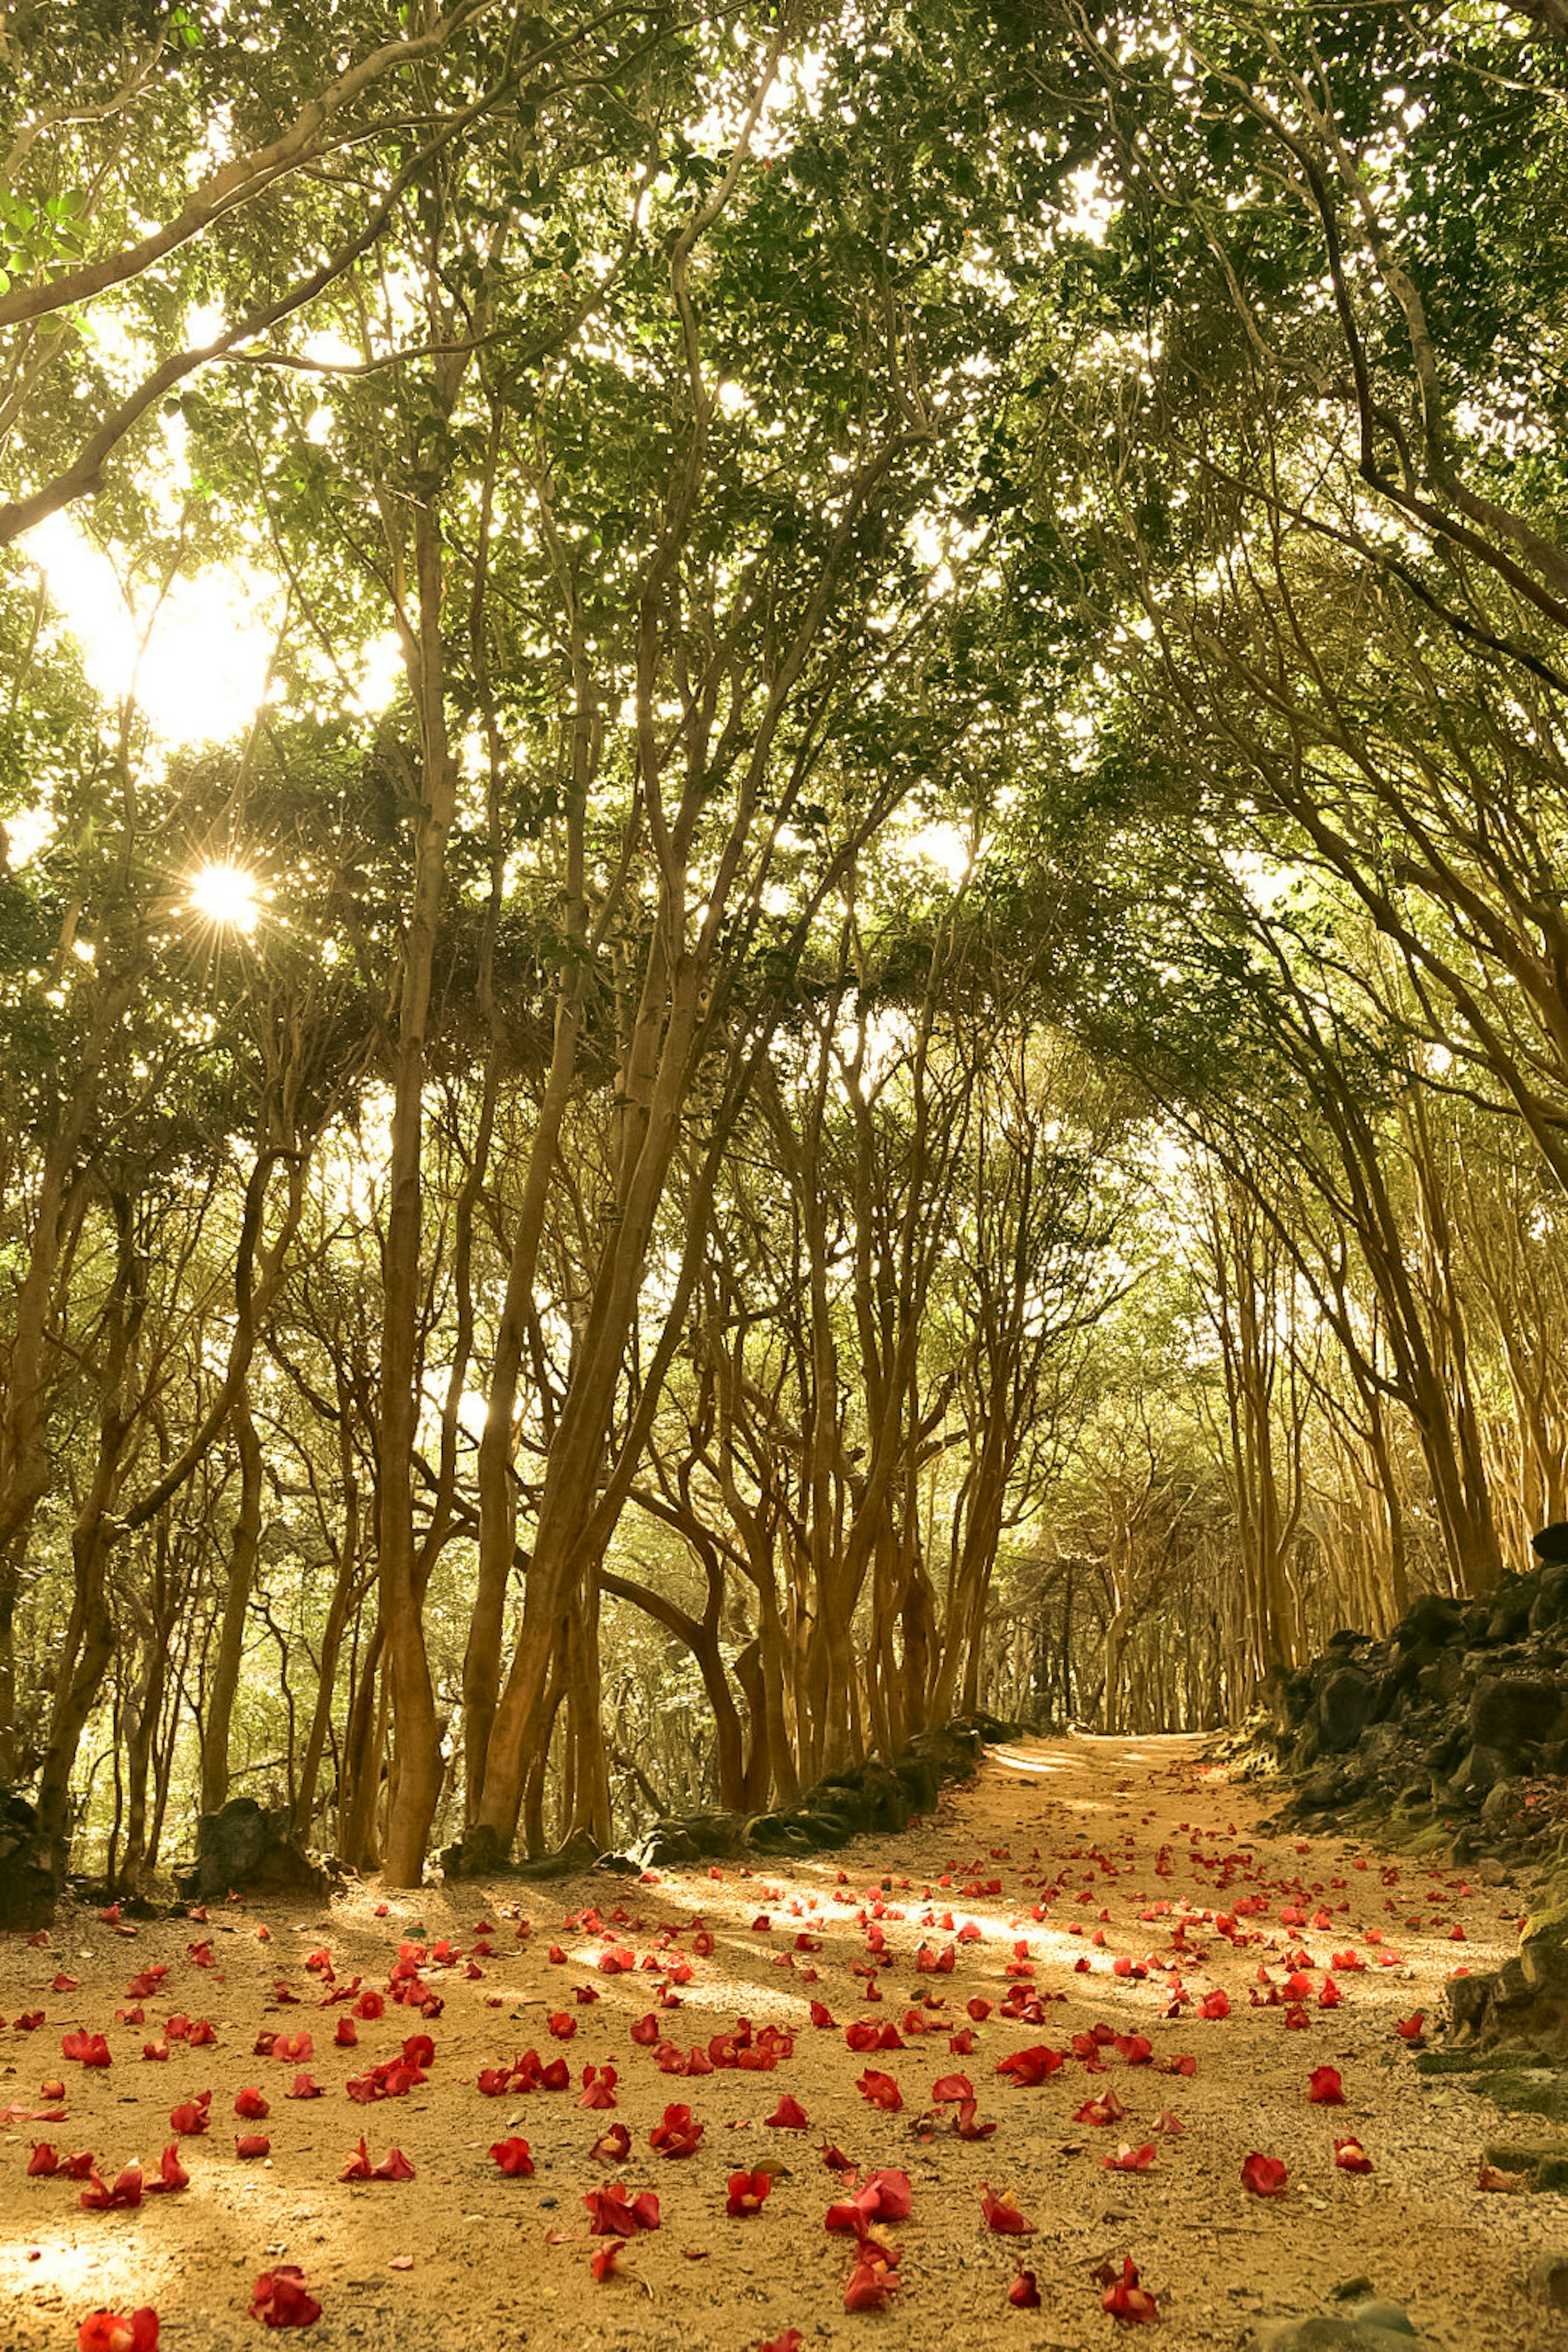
[339,1621,385,1871]
[377,501,459,1888]
[199,1389,261,1816]
[36,1191,145,1863]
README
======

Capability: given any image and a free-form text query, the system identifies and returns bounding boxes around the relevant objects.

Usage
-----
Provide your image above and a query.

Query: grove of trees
[0,0,1564,1888]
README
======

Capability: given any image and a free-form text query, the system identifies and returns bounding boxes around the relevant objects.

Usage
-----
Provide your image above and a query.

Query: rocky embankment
[1262,1538,1568,2060]
[609,1714,1006,1871]
[1265,1553,1568,1860]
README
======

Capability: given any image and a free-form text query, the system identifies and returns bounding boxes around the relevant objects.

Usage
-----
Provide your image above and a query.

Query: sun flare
[188,862,261,932]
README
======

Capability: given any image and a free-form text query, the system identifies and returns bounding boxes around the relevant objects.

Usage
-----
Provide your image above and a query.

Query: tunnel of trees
[0,0,1564,1891]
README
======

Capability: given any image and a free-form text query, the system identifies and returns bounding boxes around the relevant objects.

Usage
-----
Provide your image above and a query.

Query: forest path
[2,1731,1557,2352]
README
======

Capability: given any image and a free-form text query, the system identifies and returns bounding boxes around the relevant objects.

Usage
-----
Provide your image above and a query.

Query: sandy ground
[2,1732,1563,2352]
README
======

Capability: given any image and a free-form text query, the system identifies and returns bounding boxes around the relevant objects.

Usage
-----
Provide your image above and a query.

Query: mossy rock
[0,1789,57,1931]
[1414,2047,1495,2075]
[1245,2309,1426,2352]
[742,1812,817,1854]
[1469,2070,1568,2120]
[509,1828,602,1880]
[1523,1894,1568,1947]
[1481,2138,1568,2188]
[891,1760,940,1813]
[1402,1822,1454,1856]
[178,1797,330,1903]
[632,1813,746,1867]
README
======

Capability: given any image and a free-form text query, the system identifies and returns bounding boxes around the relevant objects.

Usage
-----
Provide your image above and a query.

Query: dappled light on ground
[2,1735,1557,2351]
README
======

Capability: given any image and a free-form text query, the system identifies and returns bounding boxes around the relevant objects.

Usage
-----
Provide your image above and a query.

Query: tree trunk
[199,1390,262,1816]
[377,499,460,1888]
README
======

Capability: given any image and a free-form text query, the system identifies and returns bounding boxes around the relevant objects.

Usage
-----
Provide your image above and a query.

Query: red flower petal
[145,2144,188,2194]
[650,2103,704,2158]
[584,2183,661,2237]
[1241,2151,1289,2196]
[855,2069,902,2111]
[996,2045,1063,2087]
[250,2266,323,2328]
[77,2310,160,2352]
[1073,2089,1126,2126]
[842,2250,900,2312]
[726,2167,773,2217]
[979,2181,1037,2234]
[1101,2255,1160,2323]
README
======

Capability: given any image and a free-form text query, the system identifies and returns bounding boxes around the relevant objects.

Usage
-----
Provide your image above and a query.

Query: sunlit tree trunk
[36,1190,145,1861]
[198,1389,262,1817]
[376,494,459,1887]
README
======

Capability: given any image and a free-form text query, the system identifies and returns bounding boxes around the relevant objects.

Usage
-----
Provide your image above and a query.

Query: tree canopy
[1,0,1564,1890]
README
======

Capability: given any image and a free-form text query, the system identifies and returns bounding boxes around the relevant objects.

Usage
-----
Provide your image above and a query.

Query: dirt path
[2,1733,1559,2351]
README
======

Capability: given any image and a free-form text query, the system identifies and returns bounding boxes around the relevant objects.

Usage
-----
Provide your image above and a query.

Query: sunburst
[187,862,261,934]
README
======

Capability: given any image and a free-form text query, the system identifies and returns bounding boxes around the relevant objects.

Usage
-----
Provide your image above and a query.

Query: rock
[1340,2305,1421,2341]
[0,1788,57,1931]
[1446,1884,1568,2051]
[1416,1651,1464,1703]
[1299,1760,1365,1811]
[630,1812,745,1867]
[1470,1675,1561,1748]
[1446,1971,1495,2038]
[1476,1856,1512,1886]
[1318,1667,1377,1752]
[1481,2138,1568,2175]
[892,1753,942,1811]
[1529,2253,1568,2309]
[1423,1729,1465,1780]
[1480,1779,1528,1833]
[818,1758,909,1830]
[177,1797,330,1903]
[1488,1591,1538,1643]
[508,1829,600,1880]
[1486,1953,1534,2011]
[1265,1664,1314,1733]
[1244,2303,1425,2352]
[1441,1742,1512,1806]
[441,1823,599,1880]
[1395,1592,1466,1650]
[445,1719,998,1880]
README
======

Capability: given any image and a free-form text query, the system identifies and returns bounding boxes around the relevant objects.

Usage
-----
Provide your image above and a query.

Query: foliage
[1,0,1566,1882]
